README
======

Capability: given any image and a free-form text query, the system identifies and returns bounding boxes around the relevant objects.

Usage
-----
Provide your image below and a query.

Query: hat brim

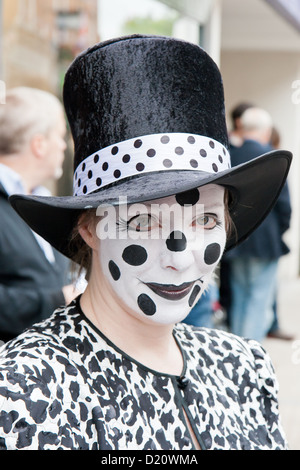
[9,150,292,259]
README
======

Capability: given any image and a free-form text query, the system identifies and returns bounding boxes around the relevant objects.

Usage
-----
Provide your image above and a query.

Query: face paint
[97,184,226,325]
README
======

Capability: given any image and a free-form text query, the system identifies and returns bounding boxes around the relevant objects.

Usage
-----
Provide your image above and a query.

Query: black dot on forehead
[166,231,187,252]
[108,260,121,281]
[122,245,148,266]
[204,243,221,265]
[138,294,156,316]
[175,189,200,206]
[188,285,201,307]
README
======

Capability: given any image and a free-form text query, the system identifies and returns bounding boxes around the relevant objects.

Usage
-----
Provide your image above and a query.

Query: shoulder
[0,302,82,382]
[230,140,272,165]
[176,323,275,379]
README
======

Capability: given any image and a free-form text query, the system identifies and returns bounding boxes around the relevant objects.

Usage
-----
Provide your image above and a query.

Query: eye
[128,214,159,232]
[194,214,218,230]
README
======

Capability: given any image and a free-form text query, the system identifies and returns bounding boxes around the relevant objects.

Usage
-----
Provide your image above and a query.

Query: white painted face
[97,184,227,325]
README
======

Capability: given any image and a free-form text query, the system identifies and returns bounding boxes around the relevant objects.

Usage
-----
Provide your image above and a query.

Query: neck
[80,273,183,375]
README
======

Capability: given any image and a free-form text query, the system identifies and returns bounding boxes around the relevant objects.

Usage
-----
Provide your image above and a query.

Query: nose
[160,231,195,271]
[166,231,187,252]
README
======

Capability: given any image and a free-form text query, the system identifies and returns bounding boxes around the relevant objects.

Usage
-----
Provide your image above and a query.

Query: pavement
[262,277,300,450]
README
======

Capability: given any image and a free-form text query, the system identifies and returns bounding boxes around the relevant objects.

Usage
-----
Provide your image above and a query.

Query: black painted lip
[144,281,195,301]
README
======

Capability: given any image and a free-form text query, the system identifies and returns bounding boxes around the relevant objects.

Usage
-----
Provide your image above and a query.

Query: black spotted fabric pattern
[0,300,287,450]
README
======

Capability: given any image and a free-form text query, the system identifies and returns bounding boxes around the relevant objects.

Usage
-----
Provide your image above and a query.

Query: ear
[30,134,48,159]
[77,214,99,252]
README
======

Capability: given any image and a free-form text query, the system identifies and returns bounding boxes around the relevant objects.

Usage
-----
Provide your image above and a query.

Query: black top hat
[10,35,292,258]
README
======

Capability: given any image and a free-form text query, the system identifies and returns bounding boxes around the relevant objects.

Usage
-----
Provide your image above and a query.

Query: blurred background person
[266,126,294,340]
[0,87,79,343]
[224,107,292,342]
[219,102,255,328]
[228,102,255,148]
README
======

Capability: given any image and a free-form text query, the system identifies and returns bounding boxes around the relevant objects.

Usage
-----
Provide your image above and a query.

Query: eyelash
[117,214,222,232]
[194,214,222,230]
[116,215,157,232]
[116,217,130,232]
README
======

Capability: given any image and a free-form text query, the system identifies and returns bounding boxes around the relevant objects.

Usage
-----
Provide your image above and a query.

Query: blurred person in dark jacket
[225,107,292,342]
[0,87,79,342]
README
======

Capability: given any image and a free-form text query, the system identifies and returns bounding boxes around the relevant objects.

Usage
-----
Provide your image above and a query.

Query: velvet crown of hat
[63,34,229,174]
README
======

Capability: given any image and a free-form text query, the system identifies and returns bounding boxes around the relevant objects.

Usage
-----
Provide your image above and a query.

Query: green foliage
[122,14,177,37]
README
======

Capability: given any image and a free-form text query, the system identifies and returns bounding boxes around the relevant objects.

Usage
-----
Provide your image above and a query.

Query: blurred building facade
[2,0,99,93]
[1,0,99,196]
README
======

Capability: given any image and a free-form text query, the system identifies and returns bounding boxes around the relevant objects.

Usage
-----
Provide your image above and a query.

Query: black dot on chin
[166,231,187,252]
[176,189,200,206]
[204,243,221,265]
[138,294,156,316]
[108,260,121,281]
[188,285,201,307]
[122,245,148,266]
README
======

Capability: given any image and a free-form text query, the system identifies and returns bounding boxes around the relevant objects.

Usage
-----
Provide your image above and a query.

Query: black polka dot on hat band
[73,133,231,197]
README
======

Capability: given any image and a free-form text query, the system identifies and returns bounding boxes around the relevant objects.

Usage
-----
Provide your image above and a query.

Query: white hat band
[73,133,231,196]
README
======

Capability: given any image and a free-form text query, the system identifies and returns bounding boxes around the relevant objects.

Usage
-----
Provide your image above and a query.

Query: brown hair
[69,209,98,281]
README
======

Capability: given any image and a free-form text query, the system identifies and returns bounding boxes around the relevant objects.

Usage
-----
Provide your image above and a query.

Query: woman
[0,35,292,450]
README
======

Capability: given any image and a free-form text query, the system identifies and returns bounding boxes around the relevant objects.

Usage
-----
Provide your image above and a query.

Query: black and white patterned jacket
[0,298,287,450]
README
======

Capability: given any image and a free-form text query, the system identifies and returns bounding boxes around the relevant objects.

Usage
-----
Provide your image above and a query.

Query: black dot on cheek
[175,189,200,206]
[166,231,187,252]
[204,243,221,265]
[138,294,156,316]
[122,245,148,266]
[108,260,121,281]
[188,285,201,307]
